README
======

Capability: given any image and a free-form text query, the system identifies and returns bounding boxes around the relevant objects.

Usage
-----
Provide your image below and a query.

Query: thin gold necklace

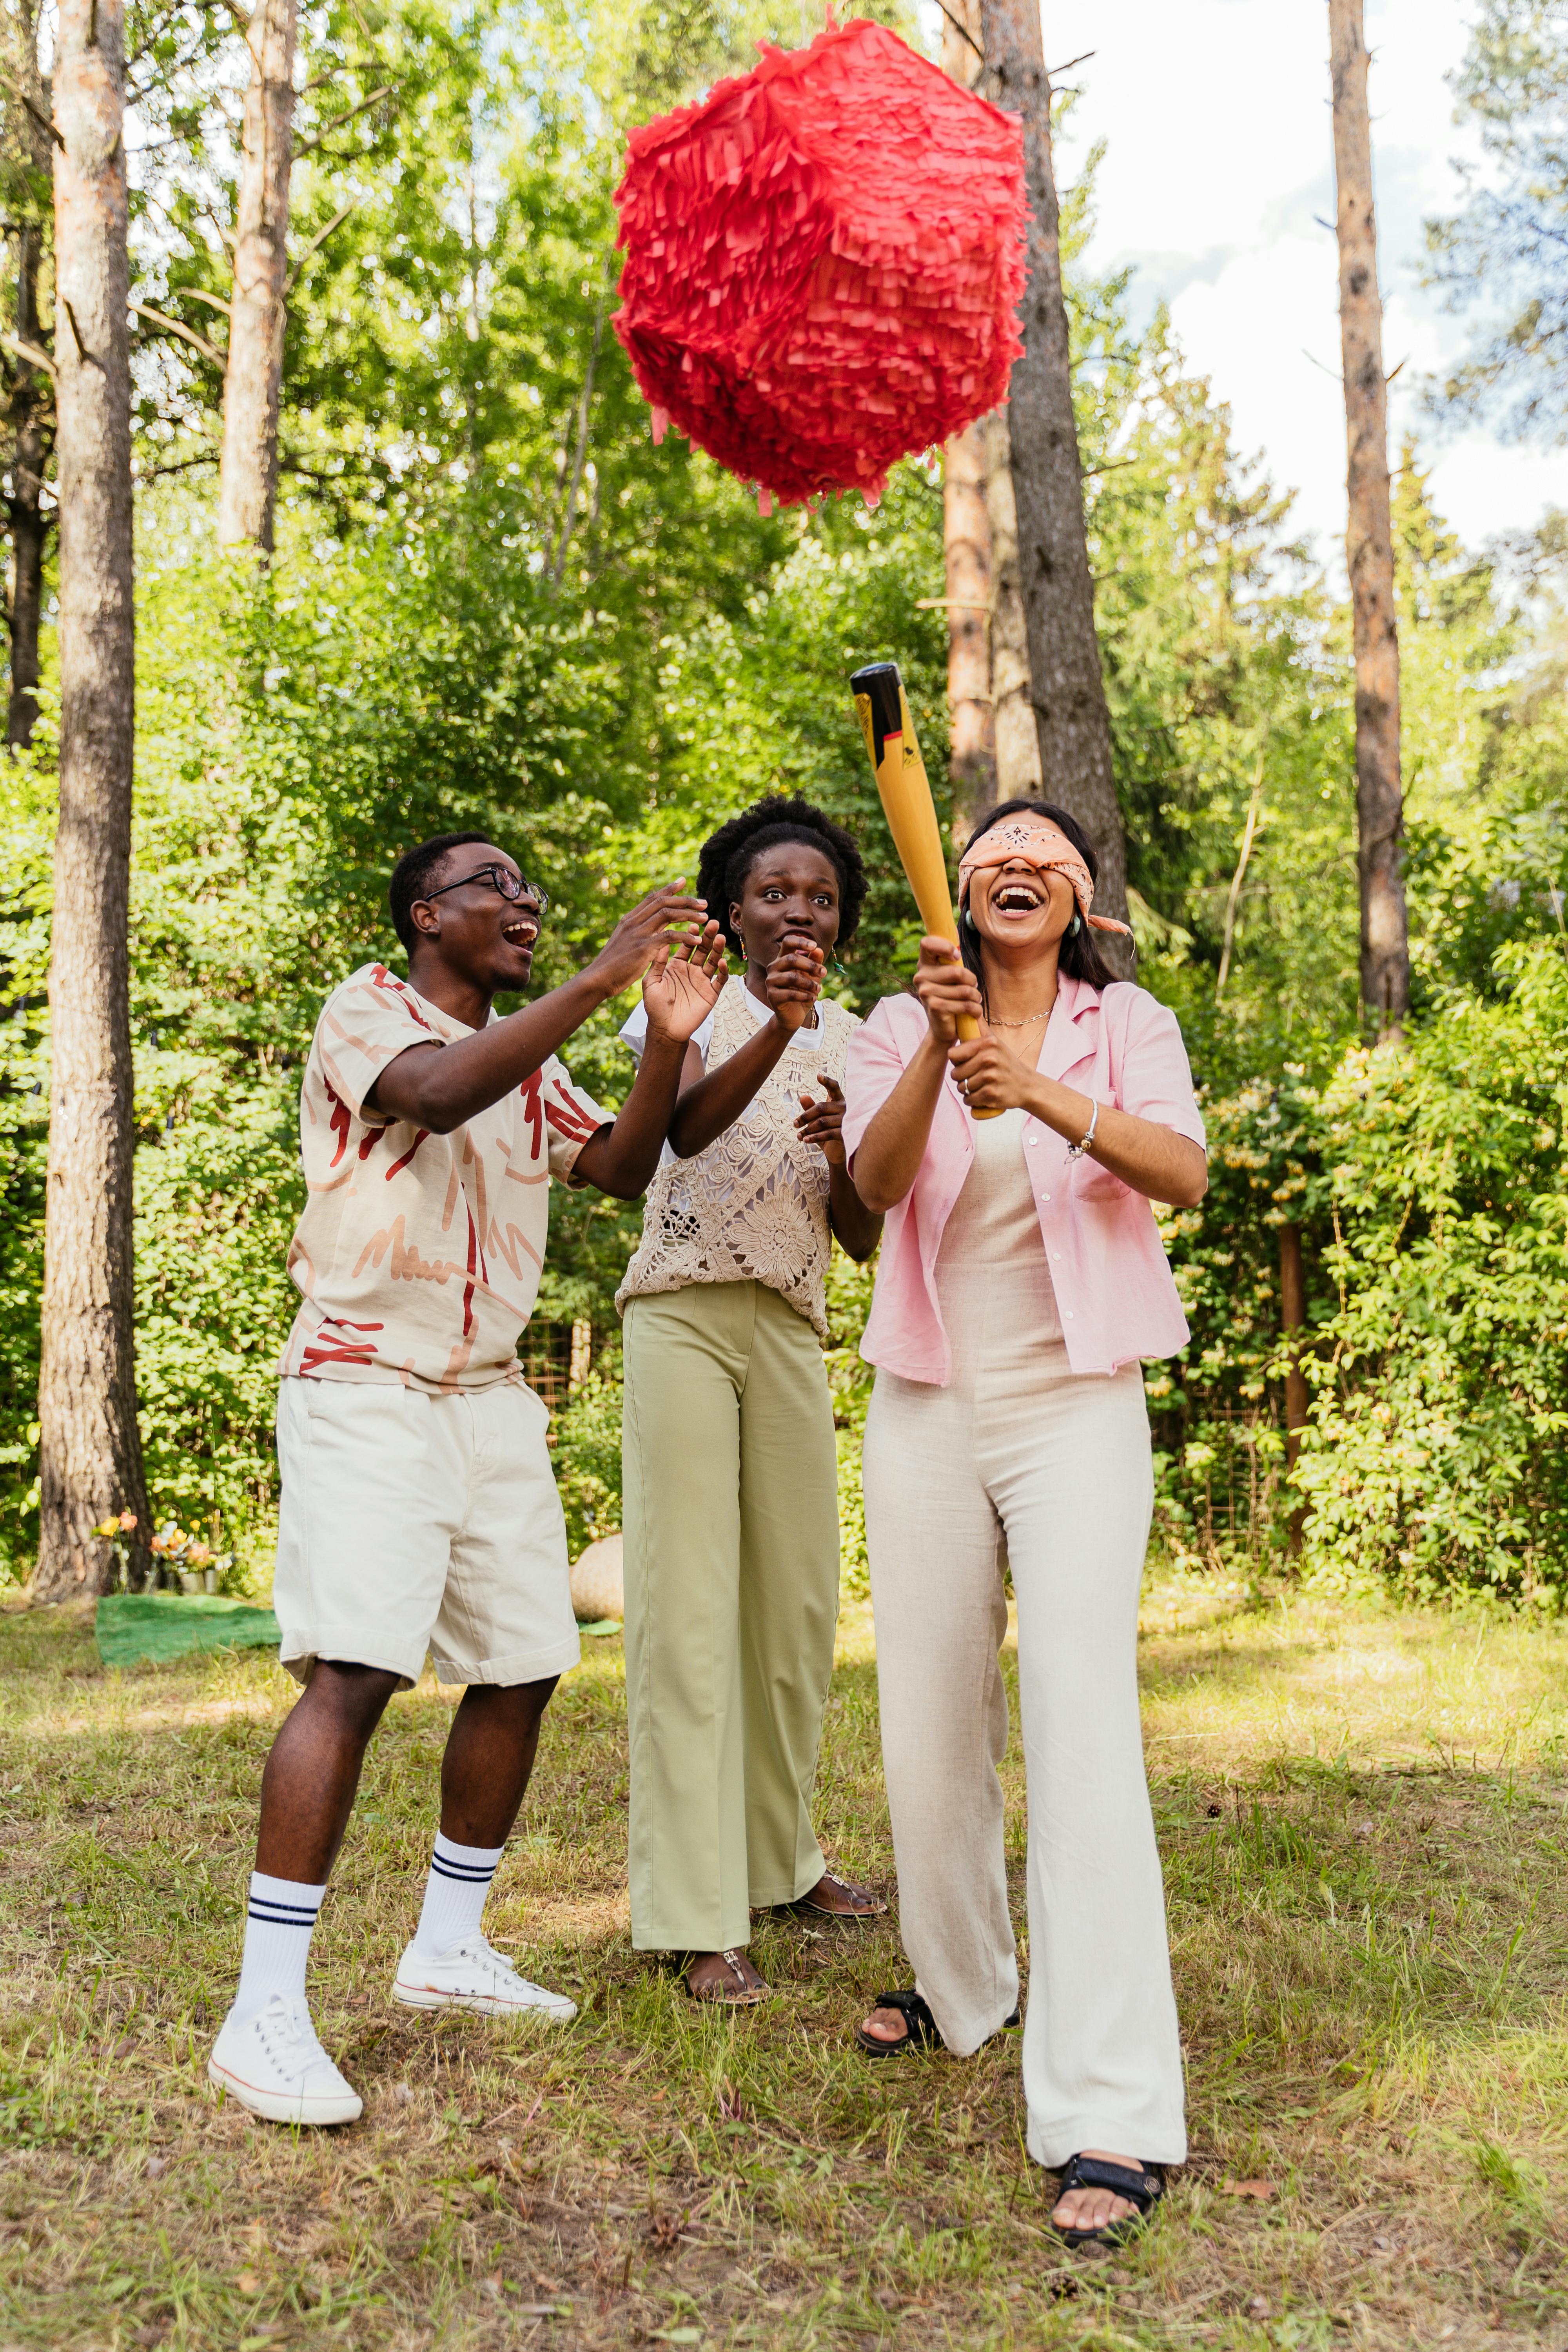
[988,1006,1053,1029]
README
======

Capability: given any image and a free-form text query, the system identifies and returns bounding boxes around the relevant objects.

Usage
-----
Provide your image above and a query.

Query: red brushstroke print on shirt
[326,1082,352,1169]
[385,1129,429,1179]
[519,1071,544,1158]
[544,1077,602,1144]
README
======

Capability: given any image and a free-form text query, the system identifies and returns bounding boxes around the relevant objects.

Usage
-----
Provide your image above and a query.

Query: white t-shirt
[619,983,826,1067]
[620,983,829,1169]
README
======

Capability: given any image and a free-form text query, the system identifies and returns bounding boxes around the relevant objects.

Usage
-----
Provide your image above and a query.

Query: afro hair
[696,794,867,957]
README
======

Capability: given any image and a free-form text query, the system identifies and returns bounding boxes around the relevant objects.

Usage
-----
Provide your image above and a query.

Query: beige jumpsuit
[862,1105,1187,2169]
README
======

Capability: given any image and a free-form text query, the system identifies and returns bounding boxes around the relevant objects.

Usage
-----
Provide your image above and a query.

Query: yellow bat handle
[851,664,1000,1117]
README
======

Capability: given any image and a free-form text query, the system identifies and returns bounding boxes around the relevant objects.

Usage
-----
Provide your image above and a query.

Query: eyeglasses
[419,864,548,916]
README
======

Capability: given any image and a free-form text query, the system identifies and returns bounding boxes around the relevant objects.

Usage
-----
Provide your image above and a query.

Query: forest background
[2,0,1568,1606]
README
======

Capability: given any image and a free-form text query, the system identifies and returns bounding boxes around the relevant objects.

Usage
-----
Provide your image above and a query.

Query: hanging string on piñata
[612,18,1027,512]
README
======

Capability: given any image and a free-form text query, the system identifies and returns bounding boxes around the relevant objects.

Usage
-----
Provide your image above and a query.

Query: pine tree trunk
[940,0,996,844]
[978,0,1129,957]
[8,224,50,748]
[943,420,995,843]
[983,406,1043,801]
[217,0,298,552]
[35,0,149,1602]
[1329,0,1409,1035]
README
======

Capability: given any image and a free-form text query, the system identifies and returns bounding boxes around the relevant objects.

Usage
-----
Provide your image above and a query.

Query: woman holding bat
[616,796,885,2006]
[841,799,1208,2249]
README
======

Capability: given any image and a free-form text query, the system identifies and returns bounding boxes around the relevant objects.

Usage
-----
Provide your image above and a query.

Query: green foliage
[1295,943,1568,1603]
[825,1252,877,1599]
[1156,945,1568,1605]
[132,1078,303,1550]
[552,1357,624,1559]
[1152,1068,1330,1572]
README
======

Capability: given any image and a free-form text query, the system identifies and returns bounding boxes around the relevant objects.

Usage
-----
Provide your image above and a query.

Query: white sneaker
[392,1933,577,2022]
[208,1994,363,2127]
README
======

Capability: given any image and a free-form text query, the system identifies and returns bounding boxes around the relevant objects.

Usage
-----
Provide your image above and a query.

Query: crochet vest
[615,977,857,1341]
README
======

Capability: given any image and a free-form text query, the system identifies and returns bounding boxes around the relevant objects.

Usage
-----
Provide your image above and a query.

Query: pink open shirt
[841,974,1206,1385]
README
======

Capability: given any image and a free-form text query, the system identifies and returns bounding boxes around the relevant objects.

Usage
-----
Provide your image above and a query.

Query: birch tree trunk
[978,0,1129,956]
[1329,0,1409,1034]
[983,405,1043,801]
[9,223,51,747]
[35,0,149,1600]
[217,0,298,552]
[940,0,996,843]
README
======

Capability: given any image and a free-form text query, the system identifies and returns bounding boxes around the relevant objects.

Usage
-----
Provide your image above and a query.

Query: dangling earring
[1069,913,1082,938]
[960,904,977,936]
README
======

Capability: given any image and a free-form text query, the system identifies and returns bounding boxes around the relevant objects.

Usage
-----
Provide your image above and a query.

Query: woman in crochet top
[617,795,884,2004]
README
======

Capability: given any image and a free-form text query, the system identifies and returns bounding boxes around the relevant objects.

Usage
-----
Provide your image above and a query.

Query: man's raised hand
[586,884,711,1000]
[643,919,728,1042]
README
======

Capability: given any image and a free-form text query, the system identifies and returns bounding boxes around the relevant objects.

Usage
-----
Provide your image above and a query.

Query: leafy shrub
[1156,942,1568,1603]
[1294,943,1568,1602]
[552,1357,624,1561]
[133,1076,303,1555]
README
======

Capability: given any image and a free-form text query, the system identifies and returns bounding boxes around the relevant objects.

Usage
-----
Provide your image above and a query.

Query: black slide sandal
[1051,2154,1165,2250]
[855,1994,1021,2058]
[855,1989,941,2057]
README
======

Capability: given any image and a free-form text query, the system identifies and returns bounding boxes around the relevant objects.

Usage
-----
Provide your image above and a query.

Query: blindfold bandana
[956,818,1134,936]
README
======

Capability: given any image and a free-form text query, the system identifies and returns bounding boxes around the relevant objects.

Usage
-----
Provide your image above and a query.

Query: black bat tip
[849,662,906,769]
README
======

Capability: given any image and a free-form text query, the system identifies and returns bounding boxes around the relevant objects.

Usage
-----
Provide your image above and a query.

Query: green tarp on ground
[95,1591,280,1670]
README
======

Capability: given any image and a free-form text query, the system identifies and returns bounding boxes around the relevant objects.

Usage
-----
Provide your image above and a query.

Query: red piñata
[612,19,1027,511]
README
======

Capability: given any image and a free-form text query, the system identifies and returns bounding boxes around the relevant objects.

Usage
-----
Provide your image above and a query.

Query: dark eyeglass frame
[417,864,548,916]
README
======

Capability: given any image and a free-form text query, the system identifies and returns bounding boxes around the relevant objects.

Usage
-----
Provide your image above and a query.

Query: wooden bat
[849,660,1000,1117]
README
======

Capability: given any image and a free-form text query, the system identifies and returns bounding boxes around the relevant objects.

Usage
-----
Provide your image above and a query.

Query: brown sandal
[789,1867,887,1923]
[685,1949,770,2007]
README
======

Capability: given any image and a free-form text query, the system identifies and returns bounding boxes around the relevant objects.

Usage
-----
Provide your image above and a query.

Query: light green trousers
[621,1281,841,1952]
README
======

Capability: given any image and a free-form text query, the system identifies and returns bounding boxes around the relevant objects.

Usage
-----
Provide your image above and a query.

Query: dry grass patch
[4,1581,1568,2348]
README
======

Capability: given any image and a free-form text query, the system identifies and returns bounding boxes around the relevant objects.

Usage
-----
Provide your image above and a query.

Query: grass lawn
[5,1571,1568,2349]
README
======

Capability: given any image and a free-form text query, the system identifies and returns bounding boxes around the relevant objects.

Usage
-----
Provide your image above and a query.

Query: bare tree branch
[131,450,220,482]
[293,82,393,156]
[285,199,354,290]
[0,64,64,149]
[0,330,56,382]
[170,285,234,319]
[130,301,224,366]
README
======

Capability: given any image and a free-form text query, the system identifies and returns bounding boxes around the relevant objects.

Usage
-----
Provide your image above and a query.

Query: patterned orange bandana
[956,817,1134,936]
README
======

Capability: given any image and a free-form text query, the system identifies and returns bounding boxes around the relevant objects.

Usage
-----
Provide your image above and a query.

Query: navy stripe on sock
[430,1856,496,1884]
[248,1900,321,1922]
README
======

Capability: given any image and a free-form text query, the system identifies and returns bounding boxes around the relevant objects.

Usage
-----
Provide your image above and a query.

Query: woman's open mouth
[993,881,1044,914]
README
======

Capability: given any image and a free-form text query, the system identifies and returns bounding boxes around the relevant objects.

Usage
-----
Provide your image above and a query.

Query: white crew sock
[411,1833,504,1959]
[230,1871,327,2028]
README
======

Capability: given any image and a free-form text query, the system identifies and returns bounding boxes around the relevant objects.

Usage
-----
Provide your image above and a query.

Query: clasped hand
[911,935,1035,1114]
[765,939,825,1033]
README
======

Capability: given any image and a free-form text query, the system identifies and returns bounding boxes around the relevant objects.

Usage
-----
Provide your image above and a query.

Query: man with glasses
[209,830,726,2127]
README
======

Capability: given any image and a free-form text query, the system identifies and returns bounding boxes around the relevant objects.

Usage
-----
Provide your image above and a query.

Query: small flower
[118,1511,138,1531]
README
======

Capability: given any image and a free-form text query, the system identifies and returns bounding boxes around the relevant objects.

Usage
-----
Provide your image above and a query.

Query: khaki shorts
[273,1376,582,1690]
